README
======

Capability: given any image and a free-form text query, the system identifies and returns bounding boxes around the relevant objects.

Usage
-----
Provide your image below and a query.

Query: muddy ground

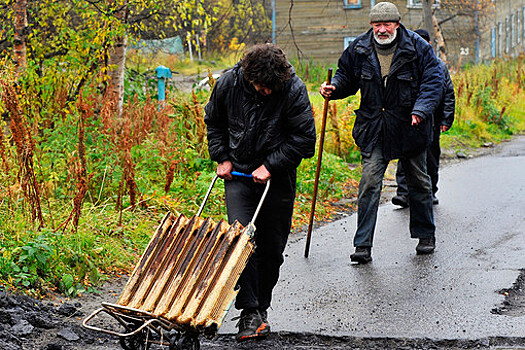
[1,141,524,350]
[0,273,524,350]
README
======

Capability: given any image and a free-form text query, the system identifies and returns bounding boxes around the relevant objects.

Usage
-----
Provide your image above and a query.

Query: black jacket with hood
[204,63,316,175]
[434,58,455,130]
[331,24,444,159]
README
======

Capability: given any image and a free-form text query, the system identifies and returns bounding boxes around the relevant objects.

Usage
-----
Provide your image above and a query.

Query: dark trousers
[397,128,441,197]
[354,139,435,247]
[225,170,296,312]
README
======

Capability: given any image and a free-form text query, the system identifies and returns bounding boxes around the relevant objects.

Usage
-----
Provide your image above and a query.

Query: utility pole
[474,0,480,64]
[272,0,276,44]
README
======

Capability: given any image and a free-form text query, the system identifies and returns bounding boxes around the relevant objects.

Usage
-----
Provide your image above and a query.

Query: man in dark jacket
[320,2,443,263]
[205,43,316,341]
[392,28,455,208]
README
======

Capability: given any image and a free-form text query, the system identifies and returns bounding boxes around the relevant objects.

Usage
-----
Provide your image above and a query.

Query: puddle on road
[492,269,525,317]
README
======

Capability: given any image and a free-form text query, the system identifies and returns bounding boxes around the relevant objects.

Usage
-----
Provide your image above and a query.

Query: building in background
[273,0,525,66]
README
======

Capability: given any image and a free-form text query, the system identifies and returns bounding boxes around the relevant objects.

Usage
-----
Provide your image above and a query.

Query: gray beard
[374,29,397,45]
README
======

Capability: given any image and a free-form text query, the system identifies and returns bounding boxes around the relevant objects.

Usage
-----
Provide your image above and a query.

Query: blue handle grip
[231,171,253,178]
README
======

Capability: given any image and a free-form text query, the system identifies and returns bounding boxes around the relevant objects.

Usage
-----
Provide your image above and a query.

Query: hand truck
[83,173,270,350]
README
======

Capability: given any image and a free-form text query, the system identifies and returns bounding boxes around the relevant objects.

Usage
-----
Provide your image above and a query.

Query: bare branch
[438,13,461,25]
[80,0,109,16]
[287,0,306,60]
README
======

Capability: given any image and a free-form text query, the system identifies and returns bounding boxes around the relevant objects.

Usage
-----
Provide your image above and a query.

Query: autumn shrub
[124,68,158,102]
[0,75,219,295]
[0,63,355,296]
[291,59,337,91]
[441,56,524,152]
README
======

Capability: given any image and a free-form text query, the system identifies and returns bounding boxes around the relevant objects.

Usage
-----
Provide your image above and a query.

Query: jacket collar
[355,24,418,77]
[230,63,258,96]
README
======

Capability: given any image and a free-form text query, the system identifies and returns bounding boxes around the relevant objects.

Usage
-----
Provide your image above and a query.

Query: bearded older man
[320,2,444,263]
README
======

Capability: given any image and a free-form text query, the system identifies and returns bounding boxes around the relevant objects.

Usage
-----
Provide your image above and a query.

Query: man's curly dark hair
[241,44,292,91]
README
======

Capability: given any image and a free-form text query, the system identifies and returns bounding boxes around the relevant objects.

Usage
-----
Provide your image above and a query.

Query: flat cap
[369,2,401,23]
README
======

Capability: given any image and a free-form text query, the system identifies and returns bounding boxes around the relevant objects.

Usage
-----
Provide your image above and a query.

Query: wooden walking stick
[304,68,332,258]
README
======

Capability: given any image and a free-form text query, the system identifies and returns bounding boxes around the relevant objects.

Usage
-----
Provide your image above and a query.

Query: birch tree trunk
[432,14,448,63]
[108,35,127,117]
[13,0,28,77]
[107,2,128,119]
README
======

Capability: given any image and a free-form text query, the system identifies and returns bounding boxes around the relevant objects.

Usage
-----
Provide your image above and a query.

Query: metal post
[158,78,166,101]
[272,0,276,44]
[155,65,172,110]
[474,0,480,64]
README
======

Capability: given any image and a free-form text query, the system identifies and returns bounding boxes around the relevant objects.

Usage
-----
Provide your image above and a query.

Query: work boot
[432,195,439,205]
[235,309,268,342]
[350,247,372,264]
[416,236,436,255]
[392,195,409,208]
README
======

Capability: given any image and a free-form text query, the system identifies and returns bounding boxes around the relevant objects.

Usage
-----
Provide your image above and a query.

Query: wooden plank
[155,217,218,318]
[165,220,244,321]
[176,220,232,324]
[118,212,176,306]
[128,215,198,310]
[191,222,254,328]
[139,215,204,312]
[205,234,253,329]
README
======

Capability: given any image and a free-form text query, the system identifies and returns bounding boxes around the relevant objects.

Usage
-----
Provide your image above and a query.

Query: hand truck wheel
[119,324,151,350]
[169,332,200,350]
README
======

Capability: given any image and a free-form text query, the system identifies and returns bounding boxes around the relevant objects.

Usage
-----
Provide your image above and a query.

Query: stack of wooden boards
[117,212,255,335]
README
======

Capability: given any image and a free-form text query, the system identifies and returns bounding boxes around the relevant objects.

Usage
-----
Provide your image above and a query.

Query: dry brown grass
[0,79,43,228]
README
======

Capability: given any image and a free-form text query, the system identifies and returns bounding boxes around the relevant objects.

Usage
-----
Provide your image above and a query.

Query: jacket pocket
[394,72,417,107]
[352,109,377,149]
[359,70,378,104]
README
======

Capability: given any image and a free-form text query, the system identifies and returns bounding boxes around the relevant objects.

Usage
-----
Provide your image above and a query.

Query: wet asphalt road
[218,136,525,341]
[75,136,525,350]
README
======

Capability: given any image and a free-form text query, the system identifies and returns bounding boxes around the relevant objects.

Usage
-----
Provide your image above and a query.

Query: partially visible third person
[392,28,455,208]
[319,2,444,263]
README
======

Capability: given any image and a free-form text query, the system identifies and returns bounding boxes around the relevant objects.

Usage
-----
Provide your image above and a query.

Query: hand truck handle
[196,173,270,226]
[230,171,252,178]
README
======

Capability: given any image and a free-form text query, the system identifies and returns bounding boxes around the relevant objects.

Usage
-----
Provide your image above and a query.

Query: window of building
[407,0,440,8]
[371,0,376,7]
[344,0,362,9]
[344,37,357,49]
